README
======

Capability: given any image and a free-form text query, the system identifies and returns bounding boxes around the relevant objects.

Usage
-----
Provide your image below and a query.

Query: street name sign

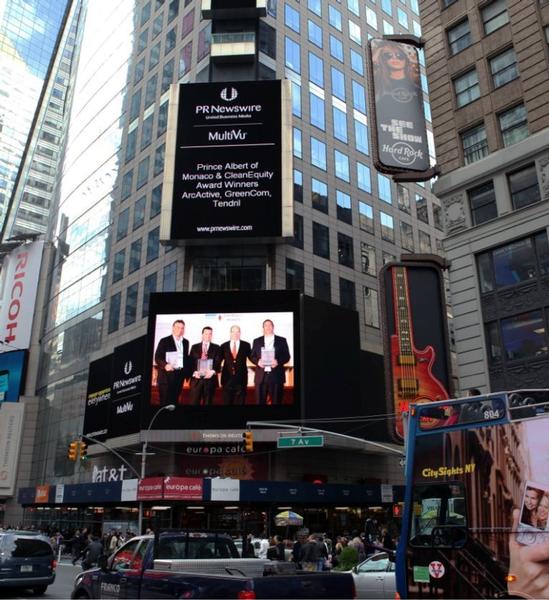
[277,435,324,448]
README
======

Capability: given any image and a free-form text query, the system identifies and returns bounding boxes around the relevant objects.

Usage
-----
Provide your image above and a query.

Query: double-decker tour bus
[397,389,549,599]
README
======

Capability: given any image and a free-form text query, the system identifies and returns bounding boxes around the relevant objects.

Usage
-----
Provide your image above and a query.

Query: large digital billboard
[380,259,453,442]
[367,37,436,180]
[83,355,112,441]
[161,79,292,241]
[0,349,27,402]
[145,291,301,429]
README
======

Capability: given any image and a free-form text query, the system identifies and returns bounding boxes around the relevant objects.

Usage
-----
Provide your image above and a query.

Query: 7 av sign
[277,435,324,448]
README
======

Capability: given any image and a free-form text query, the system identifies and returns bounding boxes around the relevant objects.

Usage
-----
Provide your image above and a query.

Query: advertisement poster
[380,262,452,442]
[0,402,25,497]
[0,349,27,402]
[83,354,112,441]
[368,38,431,177]
[162,79,292,240]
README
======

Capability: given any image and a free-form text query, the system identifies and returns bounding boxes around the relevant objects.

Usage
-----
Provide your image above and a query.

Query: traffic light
[392,502,404,518]
[68,441,79,461]
[79,441,88,461]
[243,431,254,452]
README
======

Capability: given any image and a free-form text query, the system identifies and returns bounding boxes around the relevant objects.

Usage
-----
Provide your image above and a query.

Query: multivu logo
[116,401,134,415]
[220,87,238,102]
[124,360,132,375]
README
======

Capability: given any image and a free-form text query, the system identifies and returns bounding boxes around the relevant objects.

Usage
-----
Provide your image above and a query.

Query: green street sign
[277,435,324,448]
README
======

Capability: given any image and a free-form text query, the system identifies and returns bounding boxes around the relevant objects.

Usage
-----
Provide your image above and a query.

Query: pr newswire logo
[124,360,132,375]
[220,87,238,102]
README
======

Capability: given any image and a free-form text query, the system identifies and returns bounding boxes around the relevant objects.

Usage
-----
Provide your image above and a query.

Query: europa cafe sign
[0,240,44,351]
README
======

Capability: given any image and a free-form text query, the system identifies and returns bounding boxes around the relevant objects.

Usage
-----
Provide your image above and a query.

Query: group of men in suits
[154,319,291,406]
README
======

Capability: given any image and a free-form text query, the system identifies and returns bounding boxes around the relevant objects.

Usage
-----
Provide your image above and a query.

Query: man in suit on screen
[189,326,221,406]
[219,325,251,405]
[154,319,189,406]
[250,319,290,405]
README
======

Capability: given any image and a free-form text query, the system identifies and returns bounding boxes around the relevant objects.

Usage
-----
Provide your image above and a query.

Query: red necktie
[201,344,207,359]
[231,342,237,359]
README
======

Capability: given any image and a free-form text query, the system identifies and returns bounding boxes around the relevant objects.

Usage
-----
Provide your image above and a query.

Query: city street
[0,563,79,600]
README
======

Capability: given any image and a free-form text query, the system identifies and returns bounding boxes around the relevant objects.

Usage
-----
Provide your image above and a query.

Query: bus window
[410,483,467,547]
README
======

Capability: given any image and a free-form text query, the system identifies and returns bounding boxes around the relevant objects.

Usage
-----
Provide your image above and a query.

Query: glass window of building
[336,190,352,224]
[308,20,323,47]
[454,69,480,108]
[378,174,392,204]
[357,162,372,193]
[361,242,376,275]
[141,1,151,25]
[133,196,146,230]
[350,49,364,75]
[400,221,414,251]
[419,230,431,253]
[311,137,327,170]
[293,213,304,248]
[117,208,130,241]
[163,261,177,291]
[182,9,194,38]
[309,52,324,86]
[138,29,149,55]
[149,42,161,70]
[433,205,443,231]
[349,20,361,45]
[147,227,160,262]
[364,287,380,328]
[285,4,300,32]
[135,58,146,84]
[308,0,321,16]
[314,268,331,302]
[125,283,139,326]
[501,310,547,361]
[397,8,409,29]
[499,104,528,147]
[259,22,276,58]
[383,20,394,35]
[152,13,163,38]
[340,278,356,310]
[329,35,344,62]
[508,164,540,210]
[291,81,301,117]
[338,232,354,268]
[129,239,142,273]
[122,171,133,201]
[443,0,458,6]
[352,81,366,113]
[129,89,142,122]
[151,184,162,217]
[179,42,192,77]
[335,151,350,182]
[333,107,348,142]
[462,123,488,164]
[354,120,369,155]
[165,26,177,54]
[490,47,518,88]
[380,212,395,242]
[285,37,301,73]
[310,93,325,130]
[359,201,374,233]
[447,20,471,55]
[293,127,302,158]
[413,20,422,37]
[348,0,360,16]
[154,143,165,176]
[397,185,411,213]
[141,114,154,150]
[145,75,157,107]
[410,0,420,15]
[108,292,121,333]
[312,178,329,213]
[331,67,345,99]
[313,221,330,258]
[366,7,378,29]
[198,25,211,61]
[137,157,150,189]
[536,231,549,275]
[382,0,392,16]
[329,6,342,30]
[162,59,174,93]
[142,273,157,318]
[125,129,137,163]
[485,321,503,362]
[294,169,303,203]
[286,258,305,291]
[482,0,509,35]
[468,181,498,225]
[113,249,125,283]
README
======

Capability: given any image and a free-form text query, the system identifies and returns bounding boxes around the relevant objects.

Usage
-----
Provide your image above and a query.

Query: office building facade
[420,0,549,393]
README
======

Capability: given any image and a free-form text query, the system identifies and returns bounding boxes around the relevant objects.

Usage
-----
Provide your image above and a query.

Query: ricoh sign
[161,80,293,241]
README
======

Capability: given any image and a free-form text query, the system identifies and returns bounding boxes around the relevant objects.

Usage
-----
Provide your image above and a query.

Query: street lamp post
[137,404,176,534]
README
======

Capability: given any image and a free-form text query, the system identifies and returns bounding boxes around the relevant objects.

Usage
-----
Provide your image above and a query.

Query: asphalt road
[0,562,80,600]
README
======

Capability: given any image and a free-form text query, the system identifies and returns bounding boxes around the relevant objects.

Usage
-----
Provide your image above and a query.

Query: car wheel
[32,586,48,596]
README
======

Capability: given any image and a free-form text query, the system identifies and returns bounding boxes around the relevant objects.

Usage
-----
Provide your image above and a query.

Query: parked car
[0,530,56,596]
[351,552,395,599]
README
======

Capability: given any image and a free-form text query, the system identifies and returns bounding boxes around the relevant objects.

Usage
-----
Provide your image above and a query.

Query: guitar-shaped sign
[391,266,449,440]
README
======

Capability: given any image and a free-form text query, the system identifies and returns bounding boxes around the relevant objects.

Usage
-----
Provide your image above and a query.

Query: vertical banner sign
[380,262,452,442]
[0,402,25,497]
[0,240,44,352]
[162,79,292,240]
[83,354,113,441]
[367,38,431,177]
[108,336,146,439]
